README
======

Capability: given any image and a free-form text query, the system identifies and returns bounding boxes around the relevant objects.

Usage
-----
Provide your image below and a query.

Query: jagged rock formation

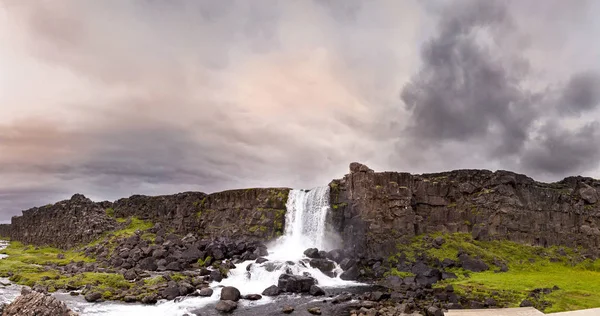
[9,194,117,249]
[2,288,78,316]
[329,163,600,258]
[6,188,289,248]
[110,188,289,240]
[0,224,10,238]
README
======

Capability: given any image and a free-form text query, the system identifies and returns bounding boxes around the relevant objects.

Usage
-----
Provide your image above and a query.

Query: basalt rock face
[329,163,600,259]
[111,188,290,241]
[0,224,10,238]
[9,194,117,249]
[8,188,289,247]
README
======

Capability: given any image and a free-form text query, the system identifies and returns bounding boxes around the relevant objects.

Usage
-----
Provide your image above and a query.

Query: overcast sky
[1,0,599,222]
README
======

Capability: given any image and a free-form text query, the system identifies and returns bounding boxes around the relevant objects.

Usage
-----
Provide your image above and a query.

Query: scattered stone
[255,257,269,264]
[458,254,489,272]
[282,306,295,314]
[340,265,360,280]
[520,299,533,307]
[243,294,262,300]
[426,306,444,316]
[141,294,158,305]
[307,307,322,315]
[215,300,238,313]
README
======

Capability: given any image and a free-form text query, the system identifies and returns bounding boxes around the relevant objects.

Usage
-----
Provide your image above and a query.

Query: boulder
[309,285,325,296]
[84,292,102,302]
[160,285,181,300]
[307,307,322,315]
[3,290,78,316]
[215,300,237,313]
[123,269,137,281]
[262,285,281,296]
[282,306,295,314]
[210,269,223,282]
[278,274,316,293]
[255,257,269,264]
[199,288,213,296]
[458,254,489,272]
[243,294,262,300]
[309,259,335,274]
[220,286,241,301]
[304,248,320,258]
[340,265,360,280]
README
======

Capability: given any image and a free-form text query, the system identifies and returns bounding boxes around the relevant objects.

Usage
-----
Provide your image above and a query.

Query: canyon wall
[7,188,289,248]
[0,224,10,238]
[111,188,289,241]
[329,163,600,259]
[9,194,118,248]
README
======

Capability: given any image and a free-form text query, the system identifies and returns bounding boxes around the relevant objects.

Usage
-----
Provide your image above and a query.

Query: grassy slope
[392,233,600,313]
[0,216,154,298]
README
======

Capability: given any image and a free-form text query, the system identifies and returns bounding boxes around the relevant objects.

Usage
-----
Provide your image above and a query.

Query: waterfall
[281,186,331,253]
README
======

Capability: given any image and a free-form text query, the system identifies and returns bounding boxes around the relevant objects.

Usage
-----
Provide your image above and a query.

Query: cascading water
[0,187,354,316]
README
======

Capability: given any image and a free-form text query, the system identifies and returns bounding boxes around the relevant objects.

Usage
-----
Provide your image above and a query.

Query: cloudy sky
[1,0,599,222]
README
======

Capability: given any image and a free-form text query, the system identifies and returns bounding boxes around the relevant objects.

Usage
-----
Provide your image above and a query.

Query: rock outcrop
[110,188,289,241]
[9,194,117,249]
[7,188,289,248]
[329,163,600,258]
[2,289,78,316]
[0,224,10,238]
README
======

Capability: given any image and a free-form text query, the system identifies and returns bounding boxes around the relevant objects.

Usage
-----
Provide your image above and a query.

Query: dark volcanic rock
[8,194,117,249]
[340,265,360,281]
[277,274,316,293]
[304,248,320,258]
[309,285,325,296]
[198,288,213,297]
[84,292,102,302]
[262,285,281,296]
[243,294,262,300]
[220,286,241,301]
[215,300,237,313]
[458,254,489,272]
[309,259,335,274]
[3,290,78,316]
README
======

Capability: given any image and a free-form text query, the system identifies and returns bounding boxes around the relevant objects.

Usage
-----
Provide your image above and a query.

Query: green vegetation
[170,273,186,282]
[144,276,165,286]
[391,233,600,312]
[332,202,348,210]
[112,217,154,238]
[0,241,93,268]
[105,208,115,217]
[197,256,212,267]
[384,268,415,278]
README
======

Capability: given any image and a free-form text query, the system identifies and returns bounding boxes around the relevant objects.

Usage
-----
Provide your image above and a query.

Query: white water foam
[0,187,354,315]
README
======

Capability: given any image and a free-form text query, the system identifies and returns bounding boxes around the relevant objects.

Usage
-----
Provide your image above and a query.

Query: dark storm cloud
[559,72,600,115]
[401,0,600,177]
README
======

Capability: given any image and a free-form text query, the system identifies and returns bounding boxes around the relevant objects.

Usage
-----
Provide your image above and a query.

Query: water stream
[0,187,355,315]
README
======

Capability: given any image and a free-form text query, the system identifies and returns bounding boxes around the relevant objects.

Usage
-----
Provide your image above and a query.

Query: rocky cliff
[9,194,117,249]
[0,224,10,238]
[329,163,600,259]
[7,188,290,248]
[110,188,289,240]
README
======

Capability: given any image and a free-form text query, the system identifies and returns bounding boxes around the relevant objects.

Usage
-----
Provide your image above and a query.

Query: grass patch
[0,241,93,267]
[392,233,600,312]
[105,208,115,217]
[112,217,154,238]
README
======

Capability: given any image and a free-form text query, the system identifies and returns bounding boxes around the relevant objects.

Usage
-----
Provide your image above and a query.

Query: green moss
[332,202,348,210]
[197,256,212,267]
[249,225,268,233]
[170,273,186,282]
[0,241,94,268]
[196,210,203,218]
[144,276,165,286]
[384,268,415,278]
[112,217,154,238]
[448,202,457,208]
[105,208,115,217]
